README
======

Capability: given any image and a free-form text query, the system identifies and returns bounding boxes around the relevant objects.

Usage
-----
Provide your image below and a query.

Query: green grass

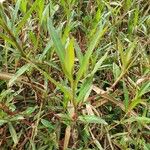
[0,0,150,149]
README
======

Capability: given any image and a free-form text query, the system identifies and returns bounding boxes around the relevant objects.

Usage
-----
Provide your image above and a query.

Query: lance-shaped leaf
[8,122,18,145]
[9,64,30,86]
[47,18,65,66]
[64,38,75,80]
[79,115,108,125]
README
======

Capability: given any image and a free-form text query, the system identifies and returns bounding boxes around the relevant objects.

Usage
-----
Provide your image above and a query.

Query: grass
[0,0,150,149]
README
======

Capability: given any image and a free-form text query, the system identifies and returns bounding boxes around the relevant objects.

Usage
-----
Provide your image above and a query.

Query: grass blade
[47,18,65,65]
[12,0,21,28]
[123,81,129,112]
[8,64,30,86]
[89,52,108,76]
[74,40,83,65]
[8,122,18,145]
[16,0,38,33]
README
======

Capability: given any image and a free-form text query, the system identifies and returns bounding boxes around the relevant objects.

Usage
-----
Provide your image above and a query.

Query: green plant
[0,0,150,149]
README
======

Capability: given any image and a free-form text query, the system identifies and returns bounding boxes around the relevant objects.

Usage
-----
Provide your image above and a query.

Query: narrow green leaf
[138,82,150,97]
[64,38,75,79]
[0,89,12,102]
[117,38,126,69]
[9,64,30,86]
[113,63,121,80]
[89,52,108,76]
[49,2,59,18]
[24,106,38,115]
[12,0,21,28]
[41,3,50,24]
[43,61,60,71]
[79,115,108,125]
[20,0,27,13]
[0,18,25,56]
[47,18,65,65]
[0,4,7,21]
[74,40,83,65]
[123,81,129,111]
[16,0,39,33]
[134,8,139,27]
[39,40,53,61]
[125,40,137,68]
[41,119,54,129]
[123,116,150,124]
[77,77,93,103]
[0,33,17,49]
[37,0,44,20]
[8,122,18,144]
[10,115,24,121]
[128,98,143,112]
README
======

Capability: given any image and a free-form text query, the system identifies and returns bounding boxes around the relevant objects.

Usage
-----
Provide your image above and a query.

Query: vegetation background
[0,0,150,149]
